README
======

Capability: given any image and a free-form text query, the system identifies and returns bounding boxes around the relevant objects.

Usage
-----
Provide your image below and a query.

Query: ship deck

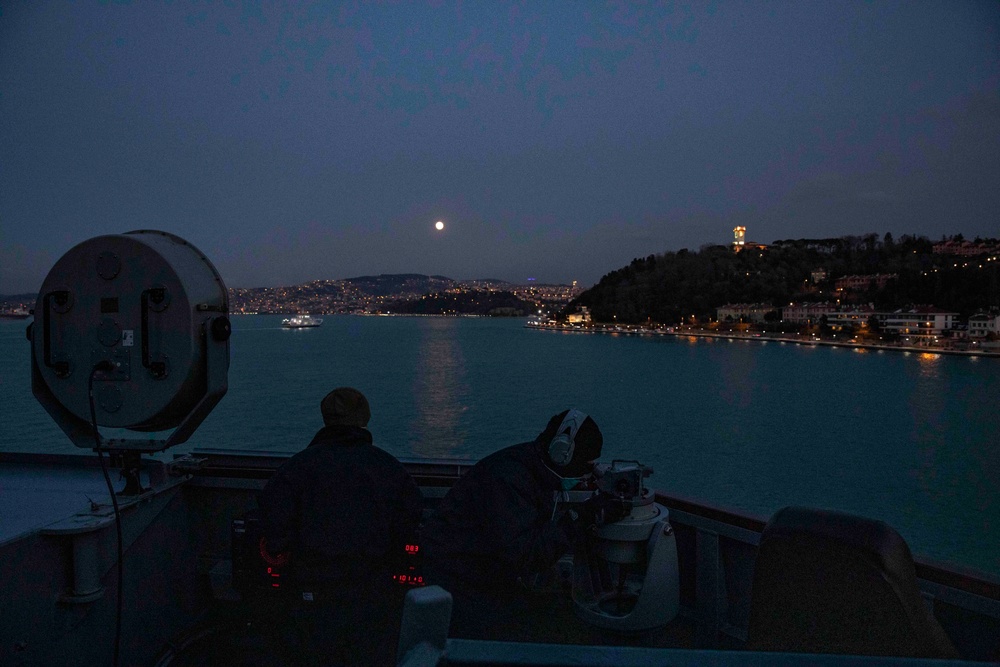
[1,449,999,665]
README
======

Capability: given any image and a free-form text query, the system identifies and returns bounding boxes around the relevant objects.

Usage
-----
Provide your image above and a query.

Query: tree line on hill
[569,233,1000,324]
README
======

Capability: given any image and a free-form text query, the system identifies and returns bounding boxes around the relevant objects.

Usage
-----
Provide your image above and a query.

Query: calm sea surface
[2,315,997,576]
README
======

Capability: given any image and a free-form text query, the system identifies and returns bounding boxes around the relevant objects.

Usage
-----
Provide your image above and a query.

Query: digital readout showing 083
[394,543,424,586]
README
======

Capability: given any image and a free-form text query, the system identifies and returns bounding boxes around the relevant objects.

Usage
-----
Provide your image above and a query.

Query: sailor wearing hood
[421,409,606,640]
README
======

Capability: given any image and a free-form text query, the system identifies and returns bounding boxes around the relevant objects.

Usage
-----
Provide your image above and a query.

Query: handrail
[655,489,1000,606]
[4,450,997,605]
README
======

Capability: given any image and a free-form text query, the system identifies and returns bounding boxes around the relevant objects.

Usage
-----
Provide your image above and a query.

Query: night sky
[2,1,998,293]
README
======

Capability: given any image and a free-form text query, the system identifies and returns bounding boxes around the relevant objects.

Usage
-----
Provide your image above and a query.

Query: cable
[89,363,124,667]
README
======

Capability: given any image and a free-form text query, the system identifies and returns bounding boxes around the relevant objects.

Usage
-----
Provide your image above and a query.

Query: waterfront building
[879,307,959,343]
[968,310,1000,338]
[716,303,775,324]
[781,302,838,325]
[568,306,592,324]
[825,306,878,330]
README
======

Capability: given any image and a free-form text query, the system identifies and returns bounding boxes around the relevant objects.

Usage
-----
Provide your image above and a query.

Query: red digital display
[394,542,425,586]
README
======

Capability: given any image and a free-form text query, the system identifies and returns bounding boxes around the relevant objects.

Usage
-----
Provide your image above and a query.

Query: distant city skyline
[2,1,998,294]
[0,228,993,297]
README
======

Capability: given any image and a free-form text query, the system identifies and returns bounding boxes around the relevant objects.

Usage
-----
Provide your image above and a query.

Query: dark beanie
[539,410,603,477]
[320,387,371,428]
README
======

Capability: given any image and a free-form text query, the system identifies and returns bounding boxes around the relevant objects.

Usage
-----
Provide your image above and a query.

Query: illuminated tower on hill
[733,226,746,251]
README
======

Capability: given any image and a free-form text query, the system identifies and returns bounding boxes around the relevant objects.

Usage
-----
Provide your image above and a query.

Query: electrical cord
[88,362,124,667]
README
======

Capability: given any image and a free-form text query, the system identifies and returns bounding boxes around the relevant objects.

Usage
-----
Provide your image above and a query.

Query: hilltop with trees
[570,234,1000,324]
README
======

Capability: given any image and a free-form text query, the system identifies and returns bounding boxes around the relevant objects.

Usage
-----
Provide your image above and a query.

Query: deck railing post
[397,585,452,667]
[694,527,725,648]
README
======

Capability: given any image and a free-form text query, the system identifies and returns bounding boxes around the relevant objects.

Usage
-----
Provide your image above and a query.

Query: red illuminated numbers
[405,544,419,553]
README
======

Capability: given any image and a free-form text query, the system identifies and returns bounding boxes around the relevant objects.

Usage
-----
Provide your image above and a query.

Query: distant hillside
[387,290,537,316]
[342,274,458,297]
[226,273,570,314]
[232,274,503,301]
[572,234,1000,323]
[0,278,550,317]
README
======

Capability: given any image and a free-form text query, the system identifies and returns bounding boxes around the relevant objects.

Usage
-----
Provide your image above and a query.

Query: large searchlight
[29,230,230,453]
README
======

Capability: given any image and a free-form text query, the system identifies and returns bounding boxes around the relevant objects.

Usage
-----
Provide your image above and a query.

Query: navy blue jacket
[421,440,574,596]
[258,425,423,587]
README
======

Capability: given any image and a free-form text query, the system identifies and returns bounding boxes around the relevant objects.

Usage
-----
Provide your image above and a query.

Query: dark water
[2,315,998,575]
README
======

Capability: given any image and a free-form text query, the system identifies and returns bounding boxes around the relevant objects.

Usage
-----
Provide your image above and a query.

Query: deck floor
[163,580,701,666]
[0,462,114,544]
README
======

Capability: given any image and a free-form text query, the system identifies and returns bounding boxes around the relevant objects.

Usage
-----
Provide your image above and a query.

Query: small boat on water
[281,314,323,328]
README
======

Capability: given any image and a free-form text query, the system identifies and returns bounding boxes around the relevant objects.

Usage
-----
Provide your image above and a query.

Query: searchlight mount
[572,460,680,632]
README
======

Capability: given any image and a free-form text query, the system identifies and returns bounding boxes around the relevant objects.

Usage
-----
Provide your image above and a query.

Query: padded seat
[746,506,958,658]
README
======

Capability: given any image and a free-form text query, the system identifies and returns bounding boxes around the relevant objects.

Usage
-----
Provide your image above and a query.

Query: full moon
[435,220,445,231]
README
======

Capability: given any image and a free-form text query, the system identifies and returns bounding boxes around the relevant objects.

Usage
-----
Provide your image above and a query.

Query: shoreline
[526,322,1000,359]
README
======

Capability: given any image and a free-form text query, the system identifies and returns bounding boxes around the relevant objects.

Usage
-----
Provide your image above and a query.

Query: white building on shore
[781,302,838,325]
[716,303,775,323]
[968,311,1000,338]
[826,306,878,330]
[879,307,958,342]
[779,302,966,342]
[567,306,592,324]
